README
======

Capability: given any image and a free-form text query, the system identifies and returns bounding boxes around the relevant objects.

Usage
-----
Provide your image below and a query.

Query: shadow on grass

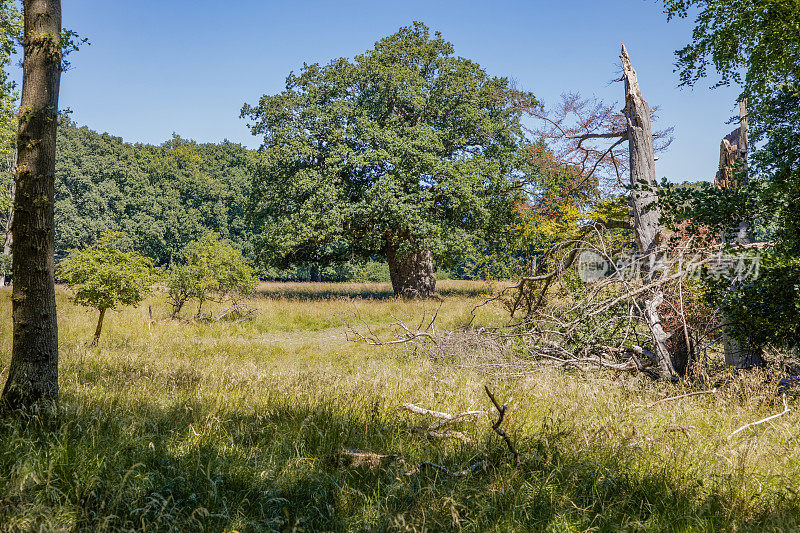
[2,394,795,532]
[256,281,496,302]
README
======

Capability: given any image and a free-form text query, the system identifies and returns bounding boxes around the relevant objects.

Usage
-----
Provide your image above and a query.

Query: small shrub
[57,232,157,344]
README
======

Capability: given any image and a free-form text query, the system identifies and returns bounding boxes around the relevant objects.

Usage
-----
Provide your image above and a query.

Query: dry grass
[1,281,799,532]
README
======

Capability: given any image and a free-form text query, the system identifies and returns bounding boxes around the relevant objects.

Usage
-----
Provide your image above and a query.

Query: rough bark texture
[1,0,62,409]
[386,246,436,298]
[621,44,676,378]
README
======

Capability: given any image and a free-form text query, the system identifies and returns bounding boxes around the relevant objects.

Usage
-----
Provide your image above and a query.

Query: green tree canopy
[54,120,255,267]
[166,233,257,319]
[57,232,157,345]
[242,22,536,296]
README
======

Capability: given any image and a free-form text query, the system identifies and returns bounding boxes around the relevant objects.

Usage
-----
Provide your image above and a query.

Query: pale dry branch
[728,394,791,439]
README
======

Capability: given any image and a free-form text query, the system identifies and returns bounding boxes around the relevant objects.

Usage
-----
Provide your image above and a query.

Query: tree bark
[621,44,676,378]
[0,158,12,286]
[1,0,62,410]
[91,308,105,346]
[386,246,436,298]
[0,221,10,285]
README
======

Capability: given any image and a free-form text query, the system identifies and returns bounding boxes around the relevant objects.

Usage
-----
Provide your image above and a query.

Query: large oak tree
[242,22,535,297]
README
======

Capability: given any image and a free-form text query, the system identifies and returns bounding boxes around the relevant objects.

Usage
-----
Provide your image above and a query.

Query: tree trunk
[91,308,105,346]
[621,44,676,378]
[386,246,436,298]
[1,164,12,286]
[715,99,763,368]
[1,0,62,410]
[0,226,10,286]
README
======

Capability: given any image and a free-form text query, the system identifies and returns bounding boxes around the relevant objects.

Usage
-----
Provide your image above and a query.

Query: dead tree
[620,44,676,378]
[714,100,763,368]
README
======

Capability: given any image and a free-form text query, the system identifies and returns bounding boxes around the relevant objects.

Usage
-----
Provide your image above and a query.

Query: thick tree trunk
[621,44,676,378]
[1,0,62,409]
[91,308,106,346]
[386,246,436,298]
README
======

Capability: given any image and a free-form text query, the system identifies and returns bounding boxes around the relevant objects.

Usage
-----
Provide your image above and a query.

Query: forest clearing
[1,282,798,531]
[2,0,800,531]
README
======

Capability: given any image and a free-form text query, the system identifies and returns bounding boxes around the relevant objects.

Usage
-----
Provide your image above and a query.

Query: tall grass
[0,282,799,531]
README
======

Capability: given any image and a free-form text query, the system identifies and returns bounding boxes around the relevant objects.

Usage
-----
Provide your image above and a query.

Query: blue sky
[35,0,741,182]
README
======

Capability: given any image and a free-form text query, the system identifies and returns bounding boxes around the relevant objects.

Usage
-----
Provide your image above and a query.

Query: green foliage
[659,1,800,349]
[663,0,800,120]
[352,260,390,283]
[54,121,255,267]
[57,232,157,313]
[242,22,534,272]
[167,233,256,317]
[0,1,20,265]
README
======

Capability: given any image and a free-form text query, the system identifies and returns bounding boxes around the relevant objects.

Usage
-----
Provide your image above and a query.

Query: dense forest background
[52,119,530,282]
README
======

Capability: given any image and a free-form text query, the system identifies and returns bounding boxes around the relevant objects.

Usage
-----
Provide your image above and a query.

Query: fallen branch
[645,388,718,408]
[404,460,487,477]
[399,403,485,443]
[484,386,521,464]
[728,394,791,439]
[411,427,475,444]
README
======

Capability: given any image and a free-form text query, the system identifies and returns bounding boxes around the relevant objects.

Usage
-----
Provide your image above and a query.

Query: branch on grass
[404,460,487,477]
[484,386,521,465]
[728,394,791,439]
[645,388,717,409]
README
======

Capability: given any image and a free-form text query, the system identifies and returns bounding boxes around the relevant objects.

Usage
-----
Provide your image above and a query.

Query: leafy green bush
[167,233,257,318]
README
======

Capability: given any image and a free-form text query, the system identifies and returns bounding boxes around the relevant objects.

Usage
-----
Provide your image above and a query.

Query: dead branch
[484,386,521,464]
[728,394,791,439]
[645,388,718,408]
[404,460,487,477]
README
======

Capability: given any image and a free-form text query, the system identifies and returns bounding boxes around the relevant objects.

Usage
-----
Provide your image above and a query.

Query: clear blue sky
[38,0,740,182]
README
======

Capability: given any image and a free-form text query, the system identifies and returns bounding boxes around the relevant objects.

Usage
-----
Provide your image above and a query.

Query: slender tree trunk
[0,224,10,286]
[621,44,676,378]
[1,0,62,409]
[1,165,12,286]
[91,308,105,346]
[386,245,436,298]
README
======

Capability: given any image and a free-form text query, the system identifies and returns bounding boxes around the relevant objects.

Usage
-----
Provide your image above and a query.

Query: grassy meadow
[1,280,800,532]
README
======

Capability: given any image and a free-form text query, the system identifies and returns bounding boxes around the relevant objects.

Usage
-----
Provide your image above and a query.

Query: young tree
[167,233,256,318]
[242,22,534,297]
[57,232,156,345]
[2,0,63,409]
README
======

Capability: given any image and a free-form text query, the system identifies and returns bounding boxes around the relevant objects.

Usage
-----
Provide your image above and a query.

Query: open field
[1,280,799,532]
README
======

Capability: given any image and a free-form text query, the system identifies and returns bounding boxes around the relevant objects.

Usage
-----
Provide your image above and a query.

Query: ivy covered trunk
[1,0,62,409]
[386,246,436,298]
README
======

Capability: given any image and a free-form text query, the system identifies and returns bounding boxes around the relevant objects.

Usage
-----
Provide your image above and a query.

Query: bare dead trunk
[91,308,105,346]
[621,44,676,378]
[1,0,62,410]
[386,246,436,298]
[715,100,763,368]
